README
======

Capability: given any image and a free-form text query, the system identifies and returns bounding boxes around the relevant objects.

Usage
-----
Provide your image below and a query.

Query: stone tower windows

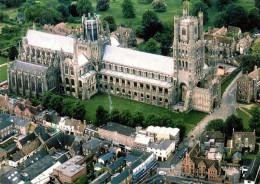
[182,29,186,35]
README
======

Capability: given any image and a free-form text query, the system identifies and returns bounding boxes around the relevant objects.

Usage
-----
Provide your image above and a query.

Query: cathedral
[8,10,221,113]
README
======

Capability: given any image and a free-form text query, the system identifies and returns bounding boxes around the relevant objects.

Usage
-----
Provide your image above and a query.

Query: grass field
[0,65,7,81]
[236,108,250,130]
[83,93,207,134]
[0,56,7,65]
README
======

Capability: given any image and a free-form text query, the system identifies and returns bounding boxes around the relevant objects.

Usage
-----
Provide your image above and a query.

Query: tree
[110,109,120,123]
[152,0,167,12]
[103,15,117,32]
[132,111,144,127]
[77,176,88,184]
[120,109,133,126]
[256,0,260,10]
[253,38,260,54]
[96,105,109,127]
[159,114,172,127]
[122,0,136,18]
[205,119,226,133]
[49,94,63,112]
[77,0,93,16]
[57,4,70,21]
[225,115,243,135]
[248,8,260,30]
[249,106,260,133]
[8,46,18,60]
[191,1,209,24]
[213,12,228,28]
[144,113,159,127]
[175,119,186,141]
[225,5,249,32]
[42,92,53,108]
[144,38,159,53]
[239,54,260,73]
[96,0,110,11]
[202,0,211,7]
[215,0,232,11]
[142,10,162,41]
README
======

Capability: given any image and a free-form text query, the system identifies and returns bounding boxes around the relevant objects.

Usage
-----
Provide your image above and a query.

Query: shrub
[152,0,167,12]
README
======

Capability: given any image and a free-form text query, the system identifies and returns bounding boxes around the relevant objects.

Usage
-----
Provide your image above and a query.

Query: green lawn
[0,65,7,81]
[236,108,250,130]
[83,93,207,134]
[0,56,7,65]
[221,71,240,96]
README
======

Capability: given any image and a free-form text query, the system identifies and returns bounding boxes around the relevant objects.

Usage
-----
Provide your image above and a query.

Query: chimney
[83,120,86,125]
[254,65,257,71]
[88,13,91,17]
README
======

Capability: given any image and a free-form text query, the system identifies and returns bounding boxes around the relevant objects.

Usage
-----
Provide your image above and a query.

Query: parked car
[158,171,167,175]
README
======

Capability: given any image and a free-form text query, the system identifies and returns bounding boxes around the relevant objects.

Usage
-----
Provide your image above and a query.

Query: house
[106,157,125,174]
[17,133,40,155]
[200,131,225,144]
[236,35,253,54]
[232,131,256,152]
[59,118,86,135]
[21,149,48,169]
[82,139,100,155]
[236,66,260,103]
[147,139,175,161]
[181,142,221,181]
[98,122,136,149]
[0,94,9,113]
[98,152,114,165]
[109,168,132,184]
[84,124,99,138]
[13,98,42,121]
[133,134,151,151]
[232,152,242,164]
[111,26,137,48]
[51,155,86,184]
[145,126,180,143]
[0,147,7,161]
[244,159,260,184]
[8,149,25,167]
[0,169,24,184]
[90,171,111,184]
[0,114,15,141]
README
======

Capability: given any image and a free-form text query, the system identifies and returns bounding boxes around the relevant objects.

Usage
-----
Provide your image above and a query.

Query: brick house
[181,143,221,181]
[0,94,9,114]
[98,122,136,149]
[13,98,43,121]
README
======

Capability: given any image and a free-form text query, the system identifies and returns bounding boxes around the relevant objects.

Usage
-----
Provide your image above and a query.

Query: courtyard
[83,93,207,134]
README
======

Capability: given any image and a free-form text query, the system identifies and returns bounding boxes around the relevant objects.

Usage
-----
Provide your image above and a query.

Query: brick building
[98,122,136,149]
[51,155,86,183]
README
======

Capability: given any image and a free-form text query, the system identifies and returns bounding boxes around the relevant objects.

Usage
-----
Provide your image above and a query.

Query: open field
[0,56,7,65]
[84,93,207,134]
[0,65,7,82]
[236,108,250,130]
[221,71,240,96]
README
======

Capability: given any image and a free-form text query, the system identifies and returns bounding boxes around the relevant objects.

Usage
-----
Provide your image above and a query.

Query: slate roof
[0,114,13,130]
[99,152,114,162]
[107,157,125,172]
[21,155,55,182]
[45,132,75,150]
[148,139,174,150]
[200,131,224,143]
[1,169,24,184]
[26,30,74,53]
[245,159,260,181]
[91,171,111,184]
[10,60,48,74]
[101,122,136,137]
[82,139,100,150]
[102,45,174,75]
[11,150,25,161]
[23,149,48,168]
[232,131,256,151]
[34,125,56,136]
[110,167,131,184]
[19,133,36,145]
[193,157,220,174]
[39,133,51,142]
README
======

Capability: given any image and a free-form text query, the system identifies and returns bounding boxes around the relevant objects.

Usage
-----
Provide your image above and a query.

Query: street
[151,71,243,183]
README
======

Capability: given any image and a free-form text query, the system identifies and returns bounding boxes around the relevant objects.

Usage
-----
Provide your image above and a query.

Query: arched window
[79,81,82,87]
[65,78,69,84]
[71,79,75,86]
[38,79,42,93]
[182,28,186,35]
[18,75,22,88]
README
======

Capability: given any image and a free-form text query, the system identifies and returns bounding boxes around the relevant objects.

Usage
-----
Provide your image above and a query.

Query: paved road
[0,63,7,68]
[155,71,243,178]
[145,175,214,184]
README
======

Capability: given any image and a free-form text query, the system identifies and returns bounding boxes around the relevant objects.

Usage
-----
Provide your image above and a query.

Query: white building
[147,139,175,161]
[133,134,151,151]
[146,126,180,143]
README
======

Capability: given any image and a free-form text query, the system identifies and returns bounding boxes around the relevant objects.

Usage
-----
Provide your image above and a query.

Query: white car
[158,171,167,175]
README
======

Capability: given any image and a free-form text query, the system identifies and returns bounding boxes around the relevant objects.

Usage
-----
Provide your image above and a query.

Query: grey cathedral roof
[10,60,48,75]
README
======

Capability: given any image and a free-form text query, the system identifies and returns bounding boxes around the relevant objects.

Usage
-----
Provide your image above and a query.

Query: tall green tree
[225,115,243,135]
[110,109,121,123]
[8,46,18,60]
[142,10,162,41]
[226,5,249,32]
[96,105,109,127]
[175,119,186,141]
[191,1,209,23]
[213,12,228,28]
[57,4,70,21]
[96,0,110,11]
[253,38,260,54]
[103,15,117,32]
[152,0,167,12]
[239,54,260,73]
[144,113,159,127]
[144,38,159,53]
[205,119,226,133]
[77,0,93,16]
[255,0,260,10]
[121,0,136,18]
[248,8,260,30]
[132,111,144,127]
[71,101,86,120]
[120,109,133,126]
